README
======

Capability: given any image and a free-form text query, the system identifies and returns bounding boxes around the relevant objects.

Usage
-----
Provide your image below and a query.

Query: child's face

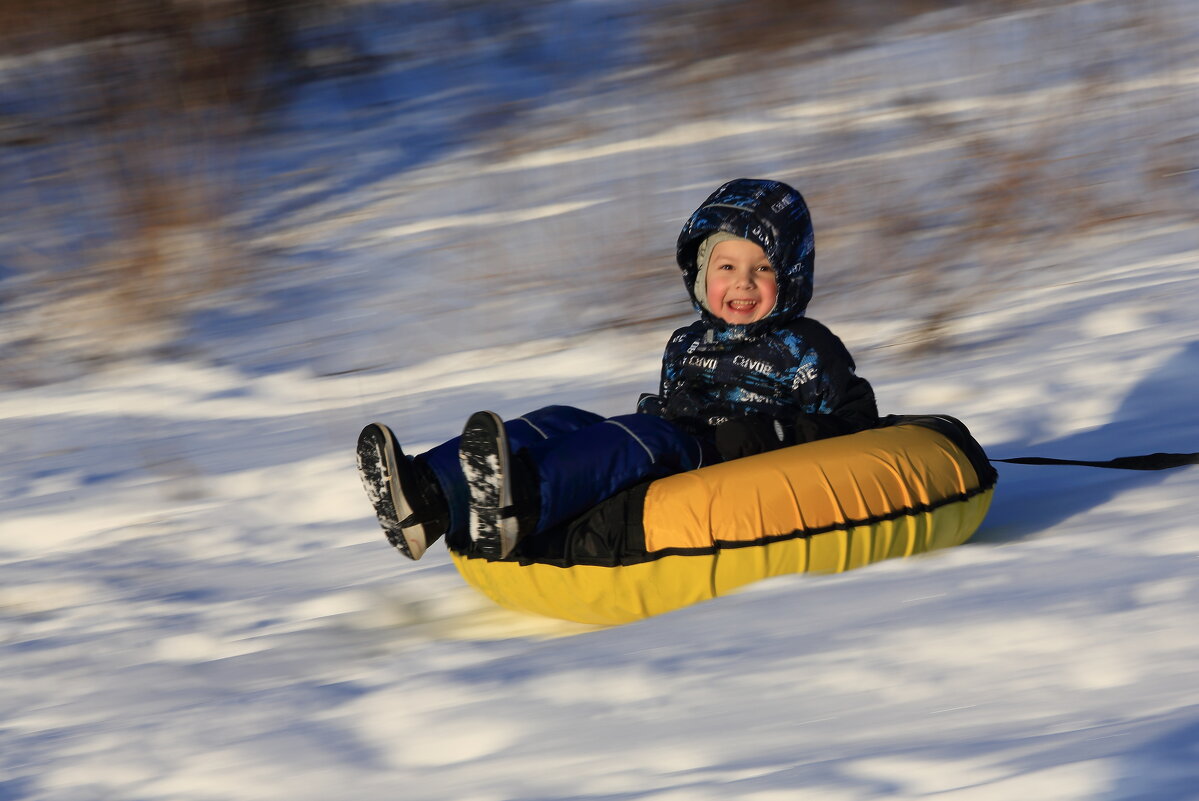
[705,239,777,324]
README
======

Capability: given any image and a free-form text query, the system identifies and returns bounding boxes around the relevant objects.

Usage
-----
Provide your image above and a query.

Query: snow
[2,1,1199,799]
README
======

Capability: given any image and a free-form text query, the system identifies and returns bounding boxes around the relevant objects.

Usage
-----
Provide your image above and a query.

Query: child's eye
[755,264,775,273]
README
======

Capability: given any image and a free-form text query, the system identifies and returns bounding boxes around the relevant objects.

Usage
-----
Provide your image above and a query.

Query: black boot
[459,410,531,559]
[356,422,449,560]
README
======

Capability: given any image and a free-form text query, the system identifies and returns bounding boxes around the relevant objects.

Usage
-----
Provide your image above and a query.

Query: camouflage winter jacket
[638,178,877,441]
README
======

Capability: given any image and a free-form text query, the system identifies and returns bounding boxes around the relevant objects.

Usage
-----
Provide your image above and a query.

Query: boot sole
[356,422,431,561]
[460,411,520,559]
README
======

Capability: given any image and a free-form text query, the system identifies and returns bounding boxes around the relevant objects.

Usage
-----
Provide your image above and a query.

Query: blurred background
[2,0,1195,387]
[3,3,1199,799]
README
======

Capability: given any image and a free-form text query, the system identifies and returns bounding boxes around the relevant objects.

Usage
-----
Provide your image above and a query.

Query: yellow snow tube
[450,415,995,626]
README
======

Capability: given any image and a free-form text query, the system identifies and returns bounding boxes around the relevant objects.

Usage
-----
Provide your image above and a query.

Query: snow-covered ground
[2,1,1198,799]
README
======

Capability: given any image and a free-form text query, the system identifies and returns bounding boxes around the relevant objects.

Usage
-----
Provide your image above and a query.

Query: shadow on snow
[977,340,1198,544]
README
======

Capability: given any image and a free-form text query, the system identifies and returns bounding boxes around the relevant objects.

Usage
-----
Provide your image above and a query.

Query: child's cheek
[706,286,720,313]
[705,275,726,314]
[759,282,779,317]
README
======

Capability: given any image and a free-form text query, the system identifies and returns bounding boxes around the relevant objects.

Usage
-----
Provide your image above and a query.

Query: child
[357,178,877,560]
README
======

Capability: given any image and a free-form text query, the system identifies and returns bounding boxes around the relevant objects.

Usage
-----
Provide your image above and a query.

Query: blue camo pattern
[676,177,815,328]
[642,179,874,433]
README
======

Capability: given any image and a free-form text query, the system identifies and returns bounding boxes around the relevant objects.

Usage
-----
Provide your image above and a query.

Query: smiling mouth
[727,300,757,312]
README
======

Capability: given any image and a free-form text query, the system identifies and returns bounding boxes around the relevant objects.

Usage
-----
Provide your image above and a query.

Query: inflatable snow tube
[449,415,997,626]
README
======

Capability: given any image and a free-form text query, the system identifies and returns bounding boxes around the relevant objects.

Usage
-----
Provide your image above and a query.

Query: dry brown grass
[0,0,334,380]
[643,0,978,78]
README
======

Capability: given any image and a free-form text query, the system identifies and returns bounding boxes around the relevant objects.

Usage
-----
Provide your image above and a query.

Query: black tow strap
[992,452,1199,471]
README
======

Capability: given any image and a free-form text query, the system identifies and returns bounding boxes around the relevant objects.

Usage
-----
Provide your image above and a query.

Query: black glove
[636,393,664,415]
[792,413,829,445]
[793,412,857,444]
[715,414,794,461]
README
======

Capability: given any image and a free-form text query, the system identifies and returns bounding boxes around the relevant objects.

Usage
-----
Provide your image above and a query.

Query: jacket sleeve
[637,327,689,416]
[788,319,878,442]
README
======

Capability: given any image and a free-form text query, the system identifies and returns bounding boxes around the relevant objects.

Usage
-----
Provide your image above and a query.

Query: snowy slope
[2,1,1198,799]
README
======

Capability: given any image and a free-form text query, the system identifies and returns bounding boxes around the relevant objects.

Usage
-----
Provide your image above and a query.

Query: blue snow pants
[416,405,715,542]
